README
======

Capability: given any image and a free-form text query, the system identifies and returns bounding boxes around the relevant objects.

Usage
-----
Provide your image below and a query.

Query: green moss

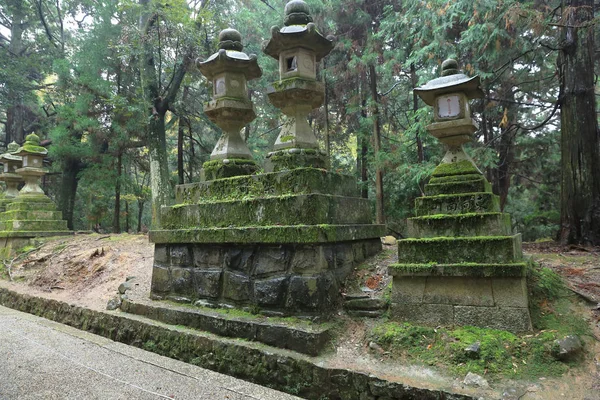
[389,262,527,277]
[21,145,47,154]
[271,77,316,91]
[431,160,481,177]
[370,322,570,379]
[429,174,484,184]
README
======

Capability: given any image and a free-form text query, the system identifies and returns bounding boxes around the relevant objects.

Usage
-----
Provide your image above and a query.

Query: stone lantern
[197,28,262,180]
[387,60,531,332]
[0,141,23,199]
[14,133,48,196]
[263,0,334,170]
[414,59,484,176]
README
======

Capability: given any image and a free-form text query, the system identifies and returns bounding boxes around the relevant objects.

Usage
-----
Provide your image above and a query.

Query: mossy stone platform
[0,194,72,257]
[389,164,532,332]
[149,168,385,317]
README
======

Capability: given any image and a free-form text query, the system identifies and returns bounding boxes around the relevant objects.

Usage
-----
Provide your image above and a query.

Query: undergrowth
[369,259,589,380]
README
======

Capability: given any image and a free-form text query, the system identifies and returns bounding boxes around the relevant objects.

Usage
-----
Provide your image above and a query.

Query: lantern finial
[441,58,459,76]
[218,28,243,52]
[284,0,312,26]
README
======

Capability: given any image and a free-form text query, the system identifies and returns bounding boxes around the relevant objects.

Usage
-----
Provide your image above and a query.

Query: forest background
[0,0,598,244]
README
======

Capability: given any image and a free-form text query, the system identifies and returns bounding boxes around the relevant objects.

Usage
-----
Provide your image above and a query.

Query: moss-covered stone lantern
[414,59,484,176]
[263,0,334,170]
[197,28,262,180]
[0,142,24,199]
[387,60,531,333]
[14,133,48,195]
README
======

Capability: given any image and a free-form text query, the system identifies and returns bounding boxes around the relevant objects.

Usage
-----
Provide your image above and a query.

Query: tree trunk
[113,151,122,233]
[58,158,81,230]
[177,86,189,184]
[137,200,144,232]
[369,64,384,224]
[558,0,600,245]
[6,0,26,145]
[125,201,130,233]
[410,64,424,163]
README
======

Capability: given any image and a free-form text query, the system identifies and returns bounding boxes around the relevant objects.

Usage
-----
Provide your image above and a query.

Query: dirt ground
[2,233,153,311]
[1,234,600,399]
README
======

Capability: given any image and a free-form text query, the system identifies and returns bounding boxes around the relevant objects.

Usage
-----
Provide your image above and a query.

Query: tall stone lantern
[197,28,262,180]
[14,133,48,195]
[0,142,24,199]
[387,60,531,333]
[263,0,334,170]
[414,59,484,177]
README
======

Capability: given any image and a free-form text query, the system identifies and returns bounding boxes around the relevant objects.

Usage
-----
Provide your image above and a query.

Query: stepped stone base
[389,161,532,332]
[0,194,72,258]
[151,168,384,316]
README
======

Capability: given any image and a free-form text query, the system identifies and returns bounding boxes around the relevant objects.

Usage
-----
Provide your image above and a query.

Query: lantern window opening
[286,56,298,72]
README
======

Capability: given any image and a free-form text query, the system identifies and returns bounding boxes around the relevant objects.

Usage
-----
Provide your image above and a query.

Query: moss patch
[370,322,569,380]
[431,160,481,177]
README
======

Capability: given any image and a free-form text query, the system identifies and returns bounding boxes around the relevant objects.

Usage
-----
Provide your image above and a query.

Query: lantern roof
[198,28,262,81]
[1,141,23,162]
[414,59,484,106]
[15,133,48,157]
[263,0,334,62]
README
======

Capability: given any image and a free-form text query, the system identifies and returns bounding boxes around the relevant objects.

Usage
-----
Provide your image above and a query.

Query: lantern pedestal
[202,98,259,180]
[388,59,532,333]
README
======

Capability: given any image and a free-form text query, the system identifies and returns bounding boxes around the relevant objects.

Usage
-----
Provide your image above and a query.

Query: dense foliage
[0,0,598,243]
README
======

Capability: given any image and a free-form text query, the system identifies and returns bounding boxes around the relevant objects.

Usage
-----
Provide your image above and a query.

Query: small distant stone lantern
[414,59,484,176]
[0,141,23,198]
[14,133,48,195]
[197,28,262,180]
[263,0,334,170]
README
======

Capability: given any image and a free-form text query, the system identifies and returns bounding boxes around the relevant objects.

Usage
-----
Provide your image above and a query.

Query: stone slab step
[397,235,522,264]
[424,176,491,196]
[415,192,500,217]
[161,194,373,229]
[176,168,358,203]
[150,224,387,244]
[343,297,387,311]
[388,262,527,278]
[0,230,73,238]
[0,219,68,232]
[407,212,511,238]
[6,201,57,212]
[0,210,63,222]
[121,298,331,356]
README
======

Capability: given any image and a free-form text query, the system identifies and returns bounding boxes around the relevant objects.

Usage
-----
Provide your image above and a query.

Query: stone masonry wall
[151,238,381,315]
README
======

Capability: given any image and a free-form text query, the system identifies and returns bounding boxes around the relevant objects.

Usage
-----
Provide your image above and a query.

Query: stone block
[424,176,490,196]
[170,267,194,297]
[170,245,191,266]
[193,245,224,269]
[352,242,365,262]
[415,192,500,217]
[334,243,353,269]
[154,245,169,264]
[364,238,382,257]
[290,247,325,273]
[423,277,494,306]
[223,271,252,302]
[391,276,426,304]
[286,273,337,311]
[253,246,289,276]
[492,277,529,307]
[397,235,522,264]
[407,213,512,238]
[150,265,171,294]
[390,303,454,326]
[454,306,532,332]
[192,269,222,299]
[254,277,288,306]
[224,247,254,274]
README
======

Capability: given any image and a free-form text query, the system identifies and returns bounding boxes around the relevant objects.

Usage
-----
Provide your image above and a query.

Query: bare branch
[258,0,276,11]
